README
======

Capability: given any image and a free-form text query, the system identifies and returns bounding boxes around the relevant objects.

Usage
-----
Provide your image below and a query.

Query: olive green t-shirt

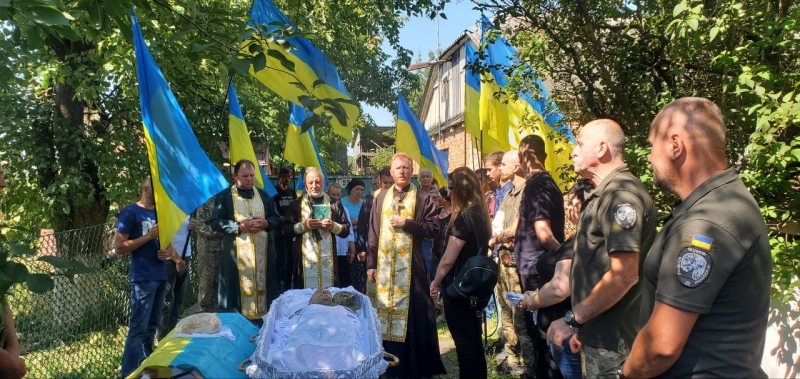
[641,168,771,378]
[571,164,657,351]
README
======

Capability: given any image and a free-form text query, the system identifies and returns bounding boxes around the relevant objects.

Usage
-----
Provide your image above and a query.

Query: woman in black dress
[429,168,491,379]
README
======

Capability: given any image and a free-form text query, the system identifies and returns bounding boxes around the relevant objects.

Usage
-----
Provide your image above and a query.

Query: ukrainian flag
[474,15,576,188]
[396,93,449,186]
[465,41,520,155]
[243,0,358,141]
[464,42,482,147]
[228,82,277,197]
[133,15,228,249]
[284,103,329,193]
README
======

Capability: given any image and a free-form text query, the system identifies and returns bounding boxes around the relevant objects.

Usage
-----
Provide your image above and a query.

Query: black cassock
[367,184,446,378]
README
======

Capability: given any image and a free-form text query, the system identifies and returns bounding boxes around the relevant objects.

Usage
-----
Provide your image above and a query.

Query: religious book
[313,204,331,220]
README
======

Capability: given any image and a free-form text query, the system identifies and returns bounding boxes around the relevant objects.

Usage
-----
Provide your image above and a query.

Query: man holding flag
[125,11,228,376]
[210,160,281,322]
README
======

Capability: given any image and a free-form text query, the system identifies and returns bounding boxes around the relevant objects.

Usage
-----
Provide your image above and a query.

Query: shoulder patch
[676,247,713,288]
[613,203,637,229]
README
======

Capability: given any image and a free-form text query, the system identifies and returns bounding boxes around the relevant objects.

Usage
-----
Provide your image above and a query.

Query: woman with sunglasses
[430,167,492,378]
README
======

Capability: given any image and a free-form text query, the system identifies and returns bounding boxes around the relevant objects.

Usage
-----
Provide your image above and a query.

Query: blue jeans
[551,338,583,379]
[158,257,191,340]
[121,280,167,377]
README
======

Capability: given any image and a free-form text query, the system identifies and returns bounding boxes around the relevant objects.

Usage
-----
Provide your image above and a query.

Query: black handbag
[447,224,499,308]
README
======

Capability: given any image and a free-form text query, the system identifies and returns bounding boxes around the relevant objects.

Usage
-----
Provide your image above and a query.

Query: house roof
[417,30,480,124]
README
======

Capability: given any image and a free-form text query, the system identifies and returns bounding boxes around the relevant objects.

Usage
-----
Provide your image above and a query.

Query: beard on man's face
[653,168,677,194]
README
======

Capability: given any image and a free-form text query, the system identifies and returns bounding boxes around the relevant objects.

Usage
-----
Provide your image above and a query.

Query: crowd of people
[0,96,767,378]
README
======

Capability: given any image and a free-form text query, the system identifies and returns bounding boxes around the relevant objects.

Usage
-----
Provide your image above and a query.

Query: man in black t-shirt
[620,98,771,378]
[272,167,296,291]
[514,135,565,378]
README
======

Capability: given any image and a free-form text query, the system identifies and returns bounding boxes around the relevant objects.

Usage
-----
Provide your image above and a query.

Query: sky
[362,1,482,126]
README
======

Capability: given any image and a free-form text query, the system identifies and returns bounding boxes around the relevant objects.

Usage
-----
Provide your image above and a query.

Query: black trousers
[520,274,562,379]
[444,292,488,379]
[337,256,352,288]
[157,257,191,340]
[275,234,292,291]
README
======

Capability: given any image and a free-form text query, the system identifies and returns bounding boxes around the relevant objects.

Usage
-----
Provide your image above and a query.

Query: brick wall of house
[431,122,482,172]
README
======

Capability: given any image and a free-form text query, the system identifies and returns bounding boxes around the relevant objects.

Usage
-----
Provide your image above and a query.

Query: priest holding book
[282,168,351,289]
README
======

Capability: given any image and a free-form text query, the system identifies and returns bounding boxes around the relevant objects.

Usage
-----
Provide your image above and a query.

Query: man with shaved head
[489,150,534,376]
[283,167,351,289]
[619,98,771,378]
[548,119,657,379]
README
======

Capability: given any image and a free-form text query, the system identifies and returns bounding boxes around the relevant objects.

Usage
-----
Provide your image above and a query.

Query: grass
[435,315,517,379]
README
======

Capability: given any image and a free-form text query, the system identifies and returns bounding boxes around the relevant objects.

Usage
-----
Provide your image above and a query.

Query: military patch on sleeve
[676,246,713,288]
[613,203,637,229]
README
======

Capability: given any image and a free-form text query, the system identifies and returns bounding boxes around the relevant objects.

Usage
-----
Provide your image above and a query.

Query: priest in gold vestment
[367,154,446,378]
[283,168,351,289]
[211,160,280,322]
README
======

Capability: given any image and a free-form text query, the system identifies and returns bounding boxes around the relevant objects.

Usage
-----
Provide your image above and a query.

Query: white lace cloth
[246,287,389,379]
[172,325,235,341]
[269,304,366,372]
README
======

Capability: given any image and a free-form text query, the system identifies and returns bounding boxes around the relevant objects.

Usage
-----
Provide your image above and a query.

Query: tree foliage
[370,146,396,173]
[0,0,449,232]
[475,0,800,298]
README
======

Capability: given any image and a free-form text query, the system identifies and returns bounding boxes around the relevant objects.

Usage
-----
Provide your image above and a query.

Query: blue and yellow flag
[285,103,329,193]
[396,93,449,186]
[126,313,258,379]
[228,82,277,197]
[464,16,575,189]
[472,15,576,189]
[244,0,358,141]
[133,15,228,249]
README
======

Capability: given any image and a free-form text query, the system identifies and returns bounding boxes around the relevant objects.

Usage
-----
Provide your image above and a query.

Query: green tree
[370,146,396,172]
[475,0,800,298]
[0,0,450,232]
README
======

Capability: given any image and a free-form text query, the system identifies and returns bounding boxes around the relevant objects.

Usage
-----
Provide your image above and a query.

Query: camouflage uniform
[495,181,535,374]
[193,197,222,311]
[496,254,534,372]
[581,338,628,379]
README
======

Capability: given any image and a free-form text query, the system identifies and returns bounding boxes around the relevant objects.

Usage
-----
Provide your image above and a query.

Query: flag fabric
[244,0,358,141]
[284,103,329,193]
[468,15,576,189]
[395,93,449,186]
[465,41,519,155]
[133,15,229,249]
[228,81,277,196]
[464,42,482,147]
[125,313,257,379]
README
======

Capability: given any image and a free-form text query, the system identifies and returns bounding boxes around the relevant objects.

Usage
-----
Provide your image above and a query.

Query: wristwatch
[564,310,583,332]
[617,360,627,379]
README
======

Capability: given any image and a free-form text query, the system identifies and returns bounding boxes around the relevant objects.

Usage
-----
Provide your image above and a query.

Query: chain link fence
[8,223,199,378]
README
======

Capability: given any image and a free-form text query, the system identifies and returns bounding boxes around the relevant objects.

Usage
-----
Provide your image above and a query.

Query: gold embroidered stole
[374,185,416,342]
[300,194,335,289]
[231,186,268,320]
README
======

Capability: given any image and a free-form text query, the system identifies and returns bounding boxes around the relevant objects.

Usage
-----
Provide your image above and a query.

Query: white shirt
[335,206,354,256]
[171,217,192,258]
